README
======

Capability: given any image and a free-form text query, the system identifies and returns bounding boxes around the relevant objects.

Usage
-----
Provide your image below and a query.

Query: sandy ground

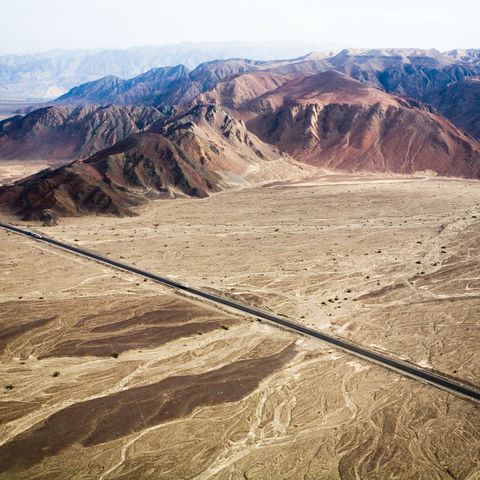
[0,161,60,186]
[1,174,480,478]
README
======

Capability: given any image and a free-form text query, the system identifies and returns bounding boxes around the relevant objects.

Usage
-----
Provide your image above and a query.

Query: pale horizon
[1,0,478,55]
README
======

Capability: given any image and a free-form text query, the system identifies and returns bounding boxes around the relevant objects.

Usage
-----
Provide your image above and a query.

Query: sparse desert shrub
[52,371,60,377]
[111,352,119,358]
[5,384,13,390]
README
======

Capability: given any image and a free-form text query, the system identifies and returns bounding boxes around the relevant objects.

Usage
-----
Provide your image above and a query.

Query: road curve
[2,222,480,403]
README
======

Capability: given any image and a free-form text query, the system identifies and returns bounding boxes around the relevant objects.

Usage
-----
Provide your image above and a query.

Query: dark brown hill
[0,133,218,219]
[0,105,164,162]
[0,105,312,219]
[426,77,480,141]
[54,65,189,106]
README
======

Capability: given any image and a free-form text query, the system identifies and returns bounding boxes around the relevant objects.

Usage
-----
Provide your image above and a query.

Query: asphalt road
[2,222,480,403]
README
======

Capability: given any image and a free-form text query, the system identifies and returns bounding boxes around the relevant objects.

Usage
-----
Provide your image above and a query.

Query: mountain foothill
[1,48,480,219]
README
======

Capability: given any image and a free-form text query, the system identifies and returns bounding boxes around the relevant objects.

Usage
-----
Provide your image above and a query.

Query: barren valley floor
[1,174,480,479]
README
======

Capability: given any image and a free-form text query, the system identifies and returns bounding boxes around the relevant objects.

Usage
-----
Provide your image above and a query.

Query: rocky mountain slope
[426,77,480,141]
[154,103,302,184]
[193,71,291,110]
[0,134,219,219]
[271,48,480,100]
[0,105,164,161]
[53,59,272,107]
[225,71,480,177]
[54,65,190,106]
[0,105,312,218]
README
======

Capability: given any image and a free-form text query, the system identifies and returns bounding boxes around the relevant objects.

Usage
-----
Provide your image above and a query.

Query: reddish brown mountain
[228,71,480,177]
[0,105,163,162]
[193,71,291,110]
[0,105,312,219]
[154,104,308,185]
[3,61,480,220]
[0,133,217,219]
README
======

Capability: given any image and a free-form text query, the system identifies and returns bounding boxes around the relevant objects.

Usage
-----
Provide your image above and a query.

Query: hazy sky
[1,0,478,54]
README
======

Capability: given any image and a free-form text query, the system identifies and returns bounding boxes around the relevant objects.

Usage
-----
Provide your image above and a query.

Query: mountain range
[52,48,480,141]
[1,48,480,220]
[0,42,337,100]
[0,104,311,219]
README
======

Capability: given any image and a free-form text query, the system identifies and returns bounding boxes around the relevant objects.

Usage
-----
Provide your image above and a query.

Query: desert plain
[1,173,480,479]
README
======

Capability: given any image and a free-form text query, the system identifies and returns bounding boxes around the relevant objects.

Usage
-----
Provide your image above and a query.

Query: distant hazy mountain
[236,70,480,177]
[0,42,340,100]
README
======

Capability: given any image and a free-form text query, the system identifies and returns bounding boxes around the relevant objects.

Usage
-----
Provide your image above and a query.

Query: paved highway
[2,222,480,403]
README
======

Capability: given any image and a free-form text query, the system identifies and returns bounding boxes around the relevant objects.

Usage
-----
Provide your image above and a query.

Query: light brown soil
[1,174,480,478]
[0,161,61,186]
